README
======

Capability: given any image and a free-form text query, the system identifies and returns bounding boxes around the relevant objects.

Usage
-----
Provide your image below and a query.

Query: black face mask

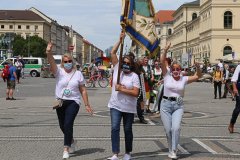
[122,64,131,74]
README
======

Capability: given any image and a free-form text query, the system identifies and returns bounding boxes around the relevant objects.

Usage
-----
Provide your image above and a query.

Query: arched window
[168,29,172,35]
[223,46,232,56]
[192,13,197,20]
[224,11,232,29]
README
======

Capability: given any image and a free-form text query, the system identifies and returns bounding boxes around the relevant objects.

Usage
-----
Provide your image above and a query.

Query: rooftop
[0,10,45,21]
[155,10,175,24]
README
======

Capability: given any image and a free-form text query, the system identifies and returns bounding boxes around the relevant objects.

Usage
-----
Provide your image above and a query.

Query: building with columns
[156,0,240,65]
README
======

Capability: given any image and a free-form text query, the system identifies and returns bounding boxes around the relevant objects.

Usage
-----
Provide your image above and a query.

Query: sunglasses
[123,61,131,65]
[172,68,181,71]
[63,60,72,63]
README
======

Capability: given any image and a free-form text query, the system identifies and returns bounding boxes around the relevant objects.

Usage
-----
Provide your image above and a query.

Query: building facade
[162,0,240,65]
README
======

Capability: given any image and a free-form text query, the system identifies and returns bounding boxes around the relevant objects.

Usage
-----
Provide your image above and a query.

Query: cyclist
[88,59,98,87]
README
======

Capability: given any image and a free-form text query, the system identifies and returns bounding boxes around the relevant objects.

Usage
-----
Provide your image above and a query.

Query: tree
[12,35,47,57]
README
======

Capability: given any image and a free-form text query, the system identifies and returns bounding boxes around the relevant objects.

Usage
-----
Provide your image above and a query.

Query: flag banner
[121,0,160,55]
[95,57,110,67]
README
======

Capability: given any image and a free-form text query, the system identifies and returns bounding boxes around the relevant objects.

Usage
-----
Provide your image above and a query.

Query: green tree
[12,35,47,57]
[12,35,26,56]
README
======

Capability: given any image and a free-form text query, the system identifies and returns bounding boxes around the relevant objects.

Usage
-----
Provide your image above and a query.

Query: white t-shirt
[108,63,140,113]
[164,70,188,97]
[218,62,224,71]
[55,67,85,105]
[231,65,240,82]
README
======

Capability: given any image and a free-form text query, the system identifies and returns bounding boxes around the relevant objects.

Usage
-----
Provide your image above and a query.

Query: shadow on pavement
[71,148,105,158]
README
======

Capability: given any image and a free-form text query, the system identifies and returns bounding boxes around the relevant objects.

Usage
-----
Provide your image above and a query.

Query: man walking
[6,61,17,100]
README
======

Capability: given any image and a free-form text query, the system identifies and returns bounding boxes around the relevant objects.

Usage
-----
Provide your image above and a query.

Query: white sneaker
[69,140,77,154]
[123,153,131,160]
[168,151,178,159]
[107,154,119,160]
[62,151,70,159]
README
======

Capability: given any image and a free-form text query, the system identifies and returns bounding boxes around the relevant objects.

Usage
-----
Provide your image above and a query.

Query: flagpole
[117,30,125,85]
[117,0,129,85]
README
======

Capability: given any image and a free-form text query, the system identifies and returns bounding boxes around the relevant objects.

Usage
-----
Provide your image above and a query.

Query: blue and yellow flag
[121,0,159,55]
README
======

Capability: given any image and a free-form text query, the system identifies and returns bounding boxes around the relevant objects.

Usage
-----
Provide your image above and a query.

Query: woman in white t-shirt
[107,32,140,160]
[46,42,93,159]
[160,43,201,159]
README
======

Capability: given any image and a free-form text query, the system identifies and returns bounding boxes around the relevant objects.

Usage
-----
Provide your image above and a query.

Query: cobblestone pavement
[0,77,239,160]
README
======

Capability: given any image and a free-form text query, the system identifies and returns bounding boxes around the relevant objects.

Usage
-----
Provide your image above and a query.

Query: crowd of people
[43,31,240,159]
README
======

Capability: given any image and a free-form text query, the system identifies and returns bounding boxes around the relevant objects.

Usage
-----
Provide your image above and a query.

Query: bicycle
[85,71,109,88]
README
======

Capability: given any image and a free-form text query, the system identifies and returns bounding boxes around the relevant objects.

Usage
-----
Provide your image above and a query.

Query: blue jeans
[56,100,79,147]
[110,108,134,154]
[160,98,184,152]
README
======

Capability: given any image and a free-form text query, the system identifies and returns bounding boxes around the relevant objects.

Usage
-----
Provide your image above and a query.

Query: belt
[163,96,177,101]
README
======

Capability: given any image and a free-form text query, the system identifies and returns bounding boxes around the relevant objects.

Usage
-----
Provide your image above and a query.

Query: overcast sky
[1,0,193,51]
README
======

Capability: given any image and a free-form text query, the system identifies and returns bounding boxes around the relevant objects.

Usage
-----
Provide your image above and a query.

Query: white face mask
[172,71,181,78]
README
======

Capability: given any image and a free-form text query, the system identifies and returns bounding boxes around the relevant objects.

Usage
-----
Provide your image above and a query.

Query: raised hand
[46,42,53,54]
[164,42,171,51]
[119,31,126,42]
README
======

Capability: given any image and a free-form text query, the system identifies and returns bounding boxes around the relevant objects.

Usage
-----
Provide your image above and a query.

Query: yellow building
[159,0,240,65]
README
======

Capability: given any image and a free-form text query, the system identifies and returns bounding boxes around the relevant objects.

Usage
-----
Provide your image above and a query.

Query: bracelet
[85,104,89,106]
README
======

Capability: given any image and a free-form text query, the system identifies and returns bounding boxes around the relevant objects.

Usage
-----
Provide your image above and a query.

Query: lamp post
[28,36,30,57]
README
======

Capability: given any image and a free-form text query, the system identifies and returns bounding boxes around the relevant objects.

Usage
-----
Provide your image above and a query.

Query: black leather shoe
[140,119,148,124]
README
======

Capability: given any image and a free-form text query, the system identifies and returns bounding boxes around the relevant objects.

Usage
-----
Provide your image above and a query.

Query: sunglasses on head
[123,61,131,65]
[172,68,181,71]
[63,60,72,63]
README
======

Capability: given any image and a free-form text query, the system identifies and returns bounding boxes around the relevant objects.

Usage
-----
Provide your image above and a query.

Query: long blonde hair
[60,53,77,70]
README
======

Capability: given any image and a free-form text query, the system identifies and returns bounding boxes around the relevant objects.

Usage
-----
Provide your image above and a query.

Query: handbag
[52,70,76,109]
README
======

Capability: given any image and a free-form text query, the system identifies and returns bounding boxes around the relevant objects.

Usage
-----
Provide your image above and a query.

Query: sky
[1,0,194,51]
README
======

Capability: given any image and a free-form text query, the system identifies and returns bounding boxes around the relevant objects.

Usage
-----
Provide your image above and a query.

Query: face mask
[172,71,181,77]
[122,64,131,74]
[63,63,73,70]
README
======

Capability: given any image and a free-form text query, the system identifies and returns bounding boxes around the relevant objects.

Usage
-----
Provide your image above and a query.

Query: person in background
[135,58,148,124]
[151,60,163,113]
[6,61,17,100]
[228,64,240,133]
[19,57,25,79]
[14,57,23,83]
[142,56,154,113]
[213,66,223,99]
[46,42,93,159]
[218,59,224,71]
[160,42,201,159]
[222,64,230,99]
[107,32,140,160]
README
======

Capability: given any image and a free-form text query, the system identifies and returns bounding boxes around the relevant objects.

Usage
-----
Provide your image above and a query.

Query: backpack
[1,65,10,80]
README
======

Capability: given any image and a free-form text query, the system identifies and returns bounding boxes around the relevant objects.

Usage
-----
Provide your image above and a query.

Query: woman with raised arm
[160,43,202,159]
[107,32,140,160]
[46,42,93,159]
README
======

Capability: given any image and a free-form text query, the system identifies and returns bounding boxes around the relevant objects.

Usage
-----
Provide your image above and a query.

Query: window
[168,29,172,35]
[1,25,4,29]
[192,13,197,20]
[224,11,232,29]
[9,25,13,29]
[18,25,21,29]
[223,46,232,56]
[26,25,30,29]
[25,59,38,64]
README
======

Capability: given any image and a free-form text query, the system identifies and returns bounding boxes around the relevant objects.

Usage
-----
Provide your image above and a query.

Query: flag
[120,0,160,55]
[102,57,110,67]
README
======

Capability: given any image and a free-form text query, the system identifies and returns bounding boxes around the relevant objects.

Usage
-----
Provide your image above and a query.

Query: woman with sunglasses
[160,43,201,159]
[46,42,93,159]
[107,32,140,160]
